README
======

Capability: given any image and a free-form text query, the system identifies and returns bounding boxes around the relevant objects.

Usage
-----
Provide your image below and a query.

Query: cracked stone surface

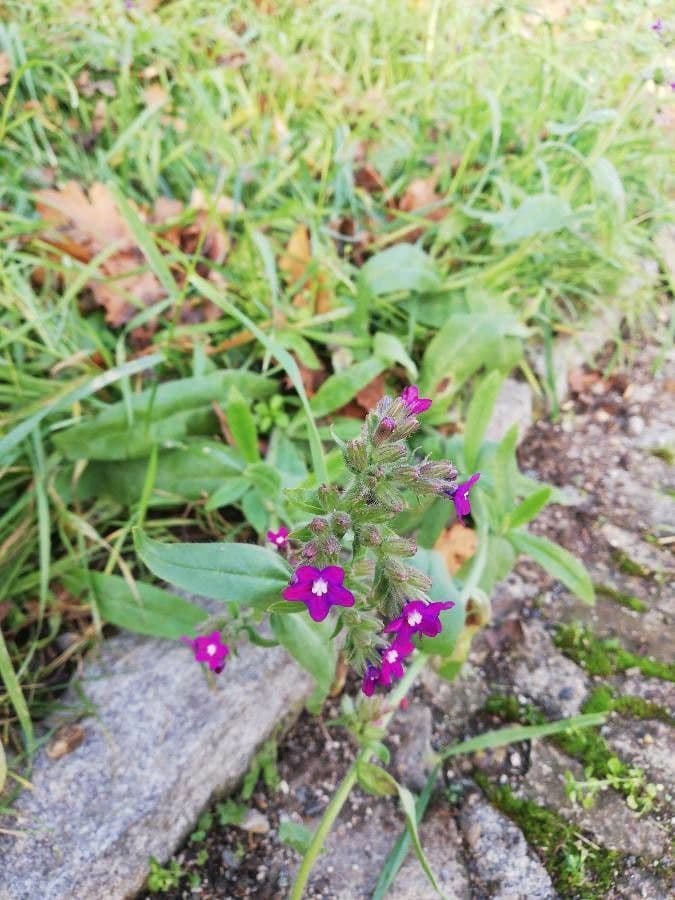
[459,790,556,899]
[389,703,435,792]
[516,741,669,858]
[0,635,313,900]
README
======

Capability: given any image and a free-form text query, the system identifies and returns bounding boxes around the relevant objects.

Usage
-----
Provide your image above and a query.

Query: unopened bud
[391,418,420,441]
[382,534,417,558]
[404,567,433,594]
[374,481,405,513]
[318,483,339,511]
[360,525,383,547]
[324,535,341,557]
[302,541,319,560]
[384,559,409,585]
[345,439,369,472]
[419,460,458,481]
[372,442,407,465]
[309,517,328,534]
[332,512,351,536]
[373,416,397,446]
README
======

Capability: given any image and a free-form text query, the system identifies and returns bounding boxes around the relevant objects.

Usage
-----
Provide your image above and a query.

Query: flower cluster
[182,383,480,688]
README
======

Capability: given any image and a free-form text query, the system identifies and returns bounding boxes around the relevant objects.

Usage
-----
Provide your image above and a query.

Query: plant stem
[289,653,427,900]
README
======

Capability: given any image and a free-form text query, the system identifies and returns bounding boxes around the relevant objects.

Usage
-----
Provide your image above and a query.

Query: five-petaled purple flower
[400,385,432,415]
[447,472,480,523]
[267,526,290,548]
[182,631,229,673]
[282,565,355,622]
[385,599,456,639]
[362,663,382,697]
[378,634,415,686]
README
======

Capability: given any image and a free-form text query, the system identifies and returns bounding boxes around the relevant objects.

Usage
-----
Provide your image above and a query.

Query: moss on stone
[583,685,674,725]
[475,772,623,898]
[611,549,653,579]
[554,623,675,682]
[594,582,648,613]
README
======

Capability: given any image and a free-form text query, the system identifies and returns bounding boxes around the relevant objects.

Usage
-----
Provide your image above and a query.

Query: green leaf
[590,157,625,221]
[373,332,418,378]
[356,760,398,797]
[278,820,314,854]
[491,194,573,244]
[53,371,273,461]
[65,572,207,639]
[463,370,504,472]
[506,486,552,530]
[309,358,386,418]
[135,530,290,608]
[479,535,516,594]
[508,531,595,604]
[0,734,6,794]
[245,462,281,498]
[205,477,250,511]
[439,713,606,760]
[242,489,268,534]
[227,387,260,464]
[70,442,246,506]
[0,353,163,462]
[270,612,337,713]
[420,313,525,397]
[360,244,440,295]
[396,783,442,896]
[0,627,33,752]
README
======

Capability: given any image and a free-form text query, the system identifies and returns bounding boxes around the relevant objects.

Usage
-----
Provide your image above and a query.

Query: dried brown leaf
[434,523,477,575]
[46,724,86,761]
[279,224,331,313]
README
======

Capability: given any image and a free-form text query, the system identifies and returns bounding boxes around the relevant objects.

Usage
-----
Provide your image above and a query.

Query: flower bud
[309,516,329,534]
[382,534,417,558]
[403,566,433,594]
[360,525,383,547]
[318,483,340,511]
[345,439,369,473]
[373,416,397,446]
[384,559,409,585]
[323,535,342,557]
[391,418,420,440]
[301,541,319,560]
[372,442,407,465]
[332,512,351,536]
[419,459,458,481]
[374,481,405,513]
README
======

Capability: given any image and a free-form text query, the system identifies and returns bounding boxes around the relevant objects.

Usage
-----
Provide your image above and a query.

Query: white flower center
[311,578,329,596]
[385,649,398,664]
[276,535,285,544]
[206,644,217,656]
[463,490,469,501]
[407,610,423,627]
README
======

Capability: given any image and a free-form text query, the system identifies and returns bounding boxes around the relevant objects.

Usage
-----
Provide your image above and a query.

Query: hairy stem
[289,652,427,900]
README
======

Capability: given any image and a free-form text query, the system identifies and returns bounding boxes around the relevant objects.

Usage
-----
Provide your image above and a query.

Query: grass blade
[0,626,33,754]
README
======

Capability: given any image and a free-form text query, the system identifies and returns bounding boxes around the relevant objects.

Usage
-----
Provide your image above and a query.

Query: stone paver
[0,633,313,900]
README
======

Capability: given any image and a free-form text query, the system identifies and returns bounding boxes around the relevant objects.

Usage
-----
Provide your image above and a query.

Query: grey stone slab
[517,741,668,859]
[459,790,557,899]
[0,633,313,900]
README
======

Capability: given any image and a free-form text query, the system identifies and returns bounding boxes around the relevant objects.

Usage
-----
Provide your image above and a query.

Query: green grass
[0,0,672,759]
[554,623,675,681]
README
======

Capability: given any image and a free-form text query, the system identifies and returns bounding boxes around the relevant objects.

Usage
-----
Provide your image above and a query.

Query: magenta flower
[446,472,480,522]
[267,526,290,548]
[282,565,355,622]
[181,631,229,673]
[400,385,432,415]
[651,18,664,33]
[361,663,382,697]
[378,634,415,686]
[385,599,456,638]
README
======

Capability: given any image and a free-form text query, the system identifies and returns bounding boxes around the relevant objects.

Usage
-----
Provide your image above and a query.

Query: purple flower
[446,472,480,522]
[400,385,432,415]
[267,526,290,548]
[282,565,355,622]
[651,18,664,33]
[385,599,456,638]
[361,664,382,697]
[181,631,229,673]
[379,634,415,686]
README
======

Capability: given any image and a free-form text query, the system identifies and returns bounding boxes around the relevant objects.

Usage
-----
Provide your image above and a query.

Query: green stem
[289,653,427,900]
